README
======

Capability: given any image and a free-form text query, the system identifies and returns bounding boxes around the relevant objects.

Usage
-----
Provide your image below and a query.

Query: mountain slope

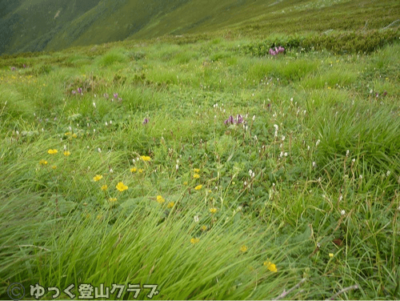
[1,0,399,55]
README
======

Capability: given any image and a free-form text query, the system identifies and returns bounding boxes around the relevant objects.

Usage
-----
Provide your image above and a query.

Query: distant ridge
[0,0,399,54]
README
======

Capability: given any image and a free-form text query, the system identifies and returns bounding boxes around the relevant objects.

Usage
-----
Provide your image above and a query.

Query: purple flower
[23,64,27,68]
[11,67,16,71]
[72,90,76,95]
[278,46,285,53]
[383,91,387,97]
[113,93,118,99]
[77,88,82,94]
[237,114,243,124]
[375,93,379,98]
[143,118,149,125]
[269,49,276,56]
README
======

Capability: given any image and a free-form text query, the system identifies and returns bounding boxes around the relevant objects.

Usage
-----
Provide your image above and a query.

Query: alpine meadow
[1,0,400,300]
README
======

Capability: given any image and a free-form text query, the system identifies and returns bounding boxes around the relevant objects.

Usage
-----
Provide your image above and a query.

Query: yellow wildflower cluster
[157,195,165,204]
[190,238,200,244]
[240,245,248,253]
[263,261,278,273]
[48,149,58,154]
[140,156,151,162]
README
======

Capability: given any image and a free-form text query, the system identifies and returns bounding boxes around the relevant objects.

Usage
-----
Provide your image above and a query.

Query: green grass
[1,29,400,300]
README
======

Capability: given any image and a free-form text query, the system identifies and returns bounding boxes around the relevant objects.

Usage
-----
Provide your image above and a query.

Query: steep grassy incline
[1,0,399,55]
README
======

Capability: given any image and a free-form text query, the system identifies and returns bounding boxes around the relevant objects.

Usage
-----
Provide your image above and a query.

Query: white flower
[284,152,288,157]
[93,102,96,108]
[176,164,179,170]
[132,159,136,163]
[282,136,285,141]
[237,206,243,211]
[16,130,19,135]
[252,115,256,121]
[340,210,346,216]
[64,145,67,150]
[346,150,349,157]
[105,122,108,126]
[194,216,199,223]
[359,174,363,179]
[249,170,253,177]
[312,162,317,168]
[109,168,113,173]
[244,181,247,186]
[386,171,391,177]
[316,140,320,146]
[98,148,101,153]
[254,135,258,140]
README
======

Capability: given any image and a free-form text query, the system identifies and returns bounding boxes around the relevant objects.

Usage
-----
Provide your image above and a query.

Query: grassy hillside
[1,24,400,299]
[1,0,399,55]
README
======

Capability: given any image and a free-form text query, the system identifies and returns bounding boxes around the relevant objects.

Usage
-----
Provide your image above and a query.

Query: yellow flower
[190,238,200,244]
[63,151,71,156]
[329,253,334,258]
[209,208,217,214]
[93,175,103,182]
[48,149,58,155]
[240,245,248,253]
[39,159,48,165]
[183,181,188,185]
[130,167,137,173]
[109,197,117,202]
[193,173,200,179]
[157,195,165,204]
[51,165,57,169]
[65,132,72,136]
[101,185,108,191]
[263,261,278,273]
[72,133,77,138]
[138,169,144,173]
[201,225,207,231]
[194,168,200,173]
[140,156,151,162]
[195,185,203,190]
[167,202,175,208]
[116,182,128,192]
